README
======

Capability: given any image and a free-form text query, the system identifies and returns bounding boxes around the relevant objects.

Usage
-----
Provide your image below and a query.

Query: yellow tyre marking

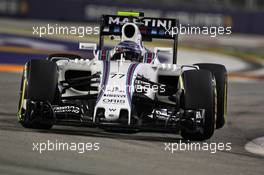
[18,65,27,120]
[179,75,184,90]
[214,84,217,129]
[18,79,26,120]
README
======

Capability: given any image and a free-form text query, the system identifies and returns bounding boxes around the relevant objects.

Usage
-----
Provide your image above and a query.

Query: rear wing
[98,13,179,64]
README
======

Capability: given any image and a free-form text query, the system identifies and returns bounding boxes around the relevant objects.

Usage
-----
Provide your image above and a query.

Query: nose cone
[94,61,136,124]
[103,98,126,121]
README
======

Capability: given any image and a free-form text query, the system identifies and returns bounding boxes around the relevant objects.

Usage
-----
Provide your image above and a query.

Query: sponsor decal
[113,26,120,33]
[53,106,80,114]
[102,99,125,104]
[109,108,117,112]
[108,17,173,29]
[103,94,126,98]
[107,86,125,93]
[151,29,157,35]
[110,73,125,79]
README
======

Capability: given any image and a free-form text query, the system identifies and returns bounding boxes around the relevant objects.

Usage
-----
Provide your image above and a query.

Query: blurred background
[0,0,264,77]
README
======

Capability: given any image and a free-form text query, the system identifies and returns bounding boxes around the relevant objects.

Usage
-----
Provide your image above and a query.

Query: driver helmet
[112,41,143,62]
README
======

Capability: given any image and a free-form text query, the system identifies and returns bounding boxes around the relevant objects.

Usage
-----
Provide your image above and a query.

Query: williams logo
[109,108,117,112]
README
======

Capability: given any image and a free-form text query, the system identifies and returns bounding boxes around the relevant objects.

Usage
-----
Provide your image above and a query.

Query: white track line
[160,48,251,73]
[178,48,250,72]
[245,137,264,157]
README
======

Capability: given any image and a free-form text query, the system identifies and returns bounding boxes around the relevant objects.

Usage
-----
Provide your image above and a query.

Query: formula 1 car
[17,12,227,141]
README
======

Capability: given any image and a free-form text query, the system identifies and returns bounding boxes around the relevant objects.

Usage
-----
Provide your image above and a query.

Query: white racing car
[18,12,227,141]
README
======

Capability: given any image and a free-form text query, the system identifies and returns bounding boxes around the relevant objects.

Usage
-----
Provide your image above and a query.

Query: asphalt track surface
[0,71,263,175]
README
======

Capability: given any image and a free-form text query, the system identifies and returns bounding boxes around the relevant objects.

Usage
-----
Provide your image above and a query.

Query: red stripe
[102,50,106,60]
[147,52,152,63]
[97,61,109,103]
[127,64,137,102]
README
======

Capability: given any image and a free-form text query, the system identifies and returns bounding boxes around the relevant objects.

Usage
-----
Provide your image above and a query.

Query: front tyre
[195,63,227,129]
[180,70,216,141]
[18,59,58,129]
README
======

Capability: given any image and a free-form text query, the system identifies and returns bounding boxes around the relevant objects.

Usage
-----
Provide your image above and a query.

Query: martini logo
[108,17,173,29]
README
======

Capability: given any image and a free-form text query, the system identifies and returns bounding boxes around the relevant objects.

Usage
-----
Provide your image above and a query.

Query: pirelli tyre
[18,59,58,129]
[195,63,227,129]
[180,70,216,141]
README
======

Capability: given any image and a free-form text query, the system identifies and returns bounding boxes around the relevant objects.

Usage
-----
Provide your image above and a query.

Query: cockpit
[111,41,144,62]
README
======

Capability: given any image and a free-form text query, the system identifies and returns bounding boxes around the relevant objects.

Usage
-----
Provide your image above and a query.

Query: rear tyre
[195,63,227,129]
[18,59,58,129]
[180,70,216,141]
